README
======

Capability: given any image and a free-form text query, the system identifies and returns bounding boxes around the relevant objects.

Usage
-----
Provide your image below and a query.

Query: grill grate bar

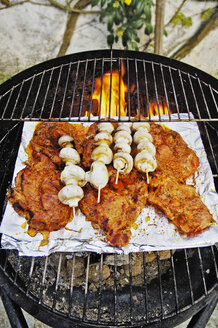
[157,251,164,319]
[38,71,53,120]
[49,66,63,120]
[197,248,208,296]
[29,73,45,120]
[97,253,103,323]
[70,253,76,298]
[143,60,151,121]
[170,250,179,313]
[82,253,90,321]
[209,85,218,113]
[203,121,218,174]
[197,78,212,119]
[178,70,191,120]
[108,52,113,120]
[52,253,62,311]
[78,60,88,121]
[160,64,171,120]
[59,62,72,120]
[38,256,48,305]
[98,58,105,121]
[128,253,133,322]
[188,74,202,120]
[127,58,132,121]
[1,87,14,119]
[88,58,97,121]
[211,246,218,280]
[118,57,121,121]
[135,59,141,120]
[26,257,35,296]
[9,81,24,120]
[142,252,148,322]
[151,62,162,121]
[169,68,181,119]
[184,249,194,304]
[0,122,23,195]
[113,253,118,324]
[69,61,80,120]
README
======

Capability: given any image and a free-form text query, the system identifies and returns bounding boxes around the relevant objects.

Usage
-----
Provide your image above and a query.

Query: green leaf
[114,11,123,25]
[172,12,185,26]
[132,18,144,30]
[163,29,168,37]
[107,34,114,47]
[101,0,106,7]
[144,5,151,23]
[91,0,99,7]
[144,24,153,35]
[201,8,212,21]
[107,16,114,32]
[183,16,192,27]
[0,73,9,84]
[135,0,145,17]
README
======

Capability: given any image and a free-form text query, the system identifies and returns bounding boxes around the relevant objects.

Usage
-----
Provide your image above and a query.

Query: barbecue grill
[0,49,217,328]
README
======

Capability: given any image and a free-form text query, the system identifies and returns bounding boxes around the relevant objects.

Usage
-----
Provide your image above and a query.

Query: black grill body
[0,50,217,328]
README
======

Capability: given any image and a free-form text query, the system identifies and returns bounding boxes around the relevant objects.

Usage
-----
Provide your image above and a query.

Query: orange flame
[92,63,128,117]
[148,101,170,117]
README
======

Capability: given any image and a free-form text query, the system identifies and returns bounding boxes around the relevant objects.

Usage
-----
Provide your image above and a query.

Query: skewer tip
[97,186,101,203]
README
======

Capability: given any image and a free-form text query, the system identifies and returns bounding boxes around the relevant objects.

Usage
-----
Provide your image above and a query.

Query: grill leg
[0,287,28,328]
[187,291,218,328]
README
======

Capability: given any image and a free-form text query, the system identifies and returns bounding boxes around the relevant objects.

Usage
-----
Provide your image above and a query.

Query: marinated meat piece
[79,168,148,246]
[149,123,200,182]
[148,177,214,235]
[8,155,72,232]
[27,122,87,168]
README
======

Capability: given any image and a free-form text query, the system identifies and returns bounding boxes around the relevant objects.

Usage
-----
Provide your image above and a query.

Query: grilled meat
[79,168,148,246]
[8,155,71,232]
[148,176,214,235]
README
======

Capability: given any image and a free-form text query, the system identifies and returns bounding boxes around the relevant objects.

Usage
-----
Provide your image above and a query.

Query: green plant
[91,0,154,50]
[0,73,9,84]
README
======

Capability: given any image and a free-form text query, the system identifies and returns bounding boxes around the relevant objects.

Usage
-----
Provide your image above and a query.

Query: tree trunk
[57,0,92,57]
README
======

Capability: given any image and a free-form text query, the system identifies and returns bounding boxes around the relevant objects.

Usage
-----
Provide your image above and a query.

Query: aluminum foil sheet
[0,114,218,256]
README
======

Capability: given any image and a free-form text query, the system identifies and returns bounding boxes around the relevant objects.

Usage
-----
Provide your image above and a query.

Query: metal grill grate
[0,50,217,327]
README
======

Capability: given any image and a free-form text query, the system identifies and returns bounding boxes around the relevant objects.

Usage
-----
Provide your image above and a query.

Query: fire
[148,101,170,117]
[92,63,128,117]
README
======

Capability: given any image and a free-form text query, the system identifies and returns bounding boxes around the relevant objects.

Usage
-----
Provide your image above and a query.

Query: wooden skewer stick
[115,169,120,184]
[97,186,101,203]
[146,170,150,184]
[73,207,76,218]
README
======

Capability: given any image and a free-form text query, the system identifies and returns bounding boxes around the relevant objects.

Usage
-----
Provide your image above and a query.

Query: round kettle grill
[0,50,217,328]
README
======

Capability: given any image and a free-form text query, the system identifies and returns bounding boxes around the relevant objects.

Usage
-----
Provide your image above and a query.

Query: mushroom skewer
[133,123,157,183]
[58,135,86,216]
[113,123,133,184]
[90,122,114,202]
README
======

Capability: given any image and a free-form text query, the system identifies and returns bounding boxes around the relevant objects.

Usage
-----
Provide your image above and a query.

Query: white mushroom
[133,129,153,144]
[58,135,74,148]
[61,165,86,187]
[113,152,133,174]
[89,161,109,203]
[137,140,156,156]
[116,124,131,134]
[94,132,113,146]
[58,185,84,207]
[132,122,150,132]
[134,150,157,173]
[59,148,80,165]
[113,130,132,145]
[114,142,131,154]
[97,122,114,134]
[91,144,113,165]
[118,120,132,127]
